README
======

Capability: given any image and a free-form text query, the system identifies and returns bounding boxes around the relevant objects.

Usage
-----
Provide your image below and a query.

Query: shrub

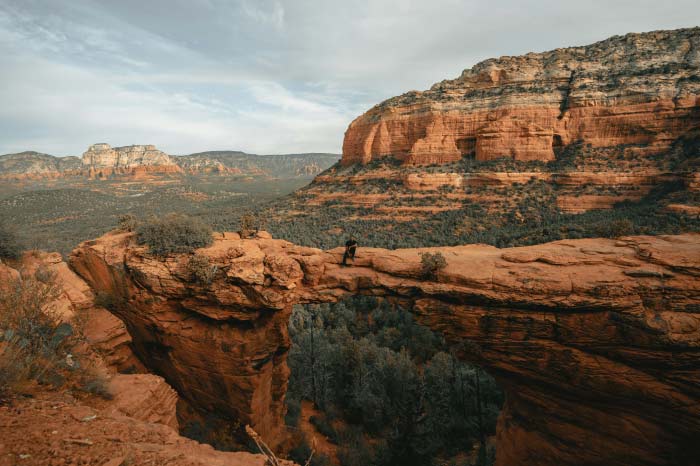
[0,222,22,260]
[420,252,447,279]
[239,211,265,239]
[117,214,138,232]
[0,271,70,400]
[310,414,339,443]
[187,254,217,284]
[77,371,113,400]
[136,214,213,255]
[597,219,635,238]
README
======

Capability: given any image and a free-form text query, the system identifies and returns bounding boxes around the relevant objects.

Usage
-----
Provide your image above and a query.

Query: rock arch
[70,232,700,466]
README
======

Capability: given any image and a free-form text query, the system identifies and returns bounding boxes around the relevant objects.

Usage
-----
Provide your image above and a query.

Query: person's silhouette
[342,236,358,266]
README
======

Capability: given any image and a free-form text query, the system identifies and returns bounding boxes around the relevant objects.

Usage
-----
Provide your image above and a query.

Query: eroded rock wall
[0,252,291,466]
[70,231,700,465]
[342,28,700,165]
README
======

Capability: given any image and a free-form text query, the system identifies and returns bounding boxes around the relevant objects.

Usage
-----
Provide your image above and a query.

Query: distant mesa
[0,143,340,180]
[81,143,181,179]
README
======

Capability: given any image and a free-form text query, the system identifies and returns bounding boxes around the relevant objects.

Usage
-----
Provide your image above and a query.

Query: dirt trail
[299,401,339,465]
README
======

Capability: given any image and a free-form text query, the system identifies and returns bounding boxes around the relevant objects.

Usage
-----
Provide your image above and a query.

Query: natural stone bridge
[69,231,700,466]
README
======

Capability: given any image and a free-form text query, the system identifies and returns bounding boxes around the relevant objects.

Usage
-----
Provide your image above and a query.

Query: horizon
[1,0,699,156]
[0,144,342,158]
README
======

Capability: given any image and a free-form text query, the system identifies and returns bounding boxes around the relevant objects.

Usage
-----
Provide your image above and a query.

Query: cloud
[0,0,698,155]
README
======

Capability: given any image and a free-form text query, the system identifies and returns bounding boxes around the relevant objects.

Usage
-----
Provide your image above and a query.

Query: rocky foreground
[0,252,290,466]
[68,231,700,466]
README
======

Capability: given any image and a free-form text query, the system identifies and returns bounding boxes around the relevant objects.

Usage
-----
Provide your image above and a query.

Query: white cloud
[241,1,285,31]
[0,0,698,155]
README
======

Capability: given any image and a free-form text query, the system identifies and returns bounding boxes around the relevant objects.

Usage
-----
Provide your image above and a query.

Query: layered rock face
[81,143,182,178]
[69,233,295,449]
[342,28,700,165]
[0,146,339,180]
[0,151,81,179]
[71,231,700,466]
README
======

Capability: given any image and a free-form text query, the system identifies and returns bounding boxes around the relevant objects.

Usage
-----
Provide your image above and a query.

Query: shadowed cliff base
[69,230,700,466]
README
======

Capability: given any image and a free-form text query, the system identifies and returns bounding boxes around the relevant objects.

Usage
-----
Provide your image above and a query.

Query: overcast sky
[0,0,698,156]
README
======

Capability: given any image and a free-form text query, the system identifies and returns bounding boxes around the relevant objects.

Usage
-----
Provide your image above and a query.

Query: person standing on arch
[342,235,358,266]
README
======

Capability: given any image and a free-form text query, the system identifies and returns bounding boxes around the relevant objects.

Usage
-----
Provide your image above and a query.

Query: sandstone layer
[342,28,700,165]
[0,388,289,466]
[70,231,700,466]
[81,143,183,179]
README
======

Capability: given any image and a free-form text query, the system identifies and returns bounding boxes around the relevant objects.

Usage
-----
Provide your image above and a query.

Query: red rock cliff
[70,231,700,465]
[0,252,293,466]
[342,28,700,165]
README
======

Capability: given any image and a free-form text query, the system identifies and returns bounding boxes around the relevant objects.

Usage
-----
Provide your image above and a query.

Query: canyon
[67,230,700,466]
[1,26,699,466]
[0,251,291,466]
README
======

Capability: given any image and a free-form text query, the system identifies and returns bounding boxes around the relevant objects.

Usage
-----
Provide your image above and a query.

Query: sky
[0,0,698,156]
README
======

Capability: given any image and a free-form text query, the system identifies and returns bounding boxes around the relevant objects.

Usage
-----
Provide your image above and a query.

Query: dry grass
[0,269,111,403]
[187,254,217,285]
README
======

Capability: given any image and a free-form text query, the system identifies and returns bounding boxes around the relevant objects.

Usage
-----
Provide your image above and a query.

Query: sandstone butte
[0,251,293,466]
[65,230,700,466]
[0,145,339,181]
[81,143,185,179]
[342,27,700,166]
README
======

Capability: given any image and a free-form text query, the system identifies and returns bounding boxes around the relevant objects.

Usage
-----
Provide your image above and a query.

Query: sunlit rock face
[81,143,183,178]
[342,28,700,166]
[71,231,700,465]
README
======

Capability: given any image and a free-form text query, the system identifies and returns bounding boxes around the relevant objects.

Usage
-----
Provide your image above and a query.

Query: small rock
[63,439,93,446]
[624,269,674,278]
[102,457,127,466]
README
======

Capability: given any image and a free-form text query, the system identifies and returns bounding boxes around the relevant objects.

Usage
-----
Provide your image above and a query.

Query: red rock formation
[0,387,292,466]
[106,373,180,430]
[0,147,339,180]
[342,28,700,166]
[69,233,294,450]
[0,252,292,466]
[14,251,146,373]
[71,231,700,466]
[403,172,463,190]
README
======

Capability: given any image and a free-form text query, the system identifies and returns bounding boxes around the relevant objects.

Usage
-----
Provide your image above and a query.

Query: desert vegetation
[420,252,448,279]
[259,179,700,250]
[0,268,109,403]
[0,222,23,260]
[136,213,213,255]
[0,177,306,254]
[286,297,502,466]
[187,253,217,284]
